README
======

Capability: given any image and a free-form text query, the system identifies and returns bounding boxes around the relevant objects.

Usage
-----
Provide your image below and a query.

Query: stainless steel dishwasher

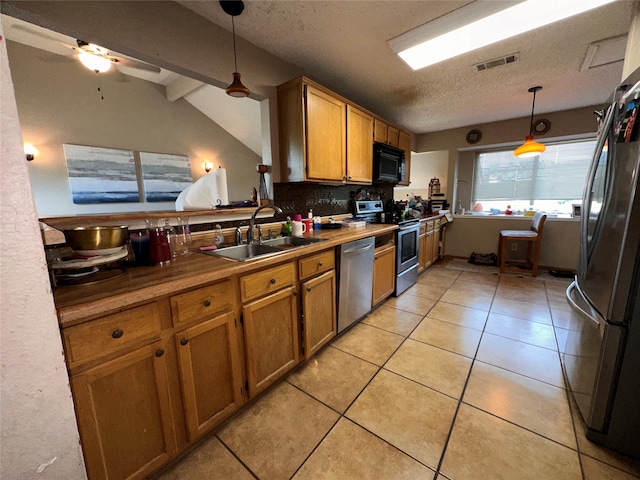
[337,236,375,333]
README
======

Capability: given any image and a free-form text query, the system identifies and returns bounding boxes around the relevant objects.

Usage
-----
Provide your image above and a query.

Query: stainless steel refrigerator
[563,67,640,458]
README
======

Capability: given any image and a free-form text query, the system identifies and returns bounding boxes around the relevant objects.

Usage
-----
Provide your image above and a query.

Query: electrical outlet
[511,243,518,251]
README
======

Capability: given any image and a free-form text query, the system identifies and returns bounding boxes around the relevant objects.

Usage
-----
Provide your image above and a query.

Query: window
[472,139,596,214]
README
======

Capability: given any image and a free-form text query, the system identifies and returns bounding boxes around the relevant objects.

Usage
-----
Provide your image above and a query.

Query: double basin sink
[205,236,327,262]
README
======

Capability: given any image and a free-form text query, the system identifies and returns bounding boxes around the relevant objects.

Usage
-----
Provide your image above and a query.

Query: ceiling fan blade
[109,56,161,74]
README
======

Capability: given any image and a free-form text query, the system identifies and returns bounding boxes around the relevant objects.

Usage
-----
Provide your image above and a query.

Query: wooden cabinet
[277,77,372,184]
[71,339,177,480]
[433,221,441,262]
[346,104,374,183]
[374,119,399,147]
[418,220,436,271]
[372,243,396,306]
[301,270,336,358]
[172,280,243,442]
[305,85,346,182]
[240,262,300,397]
[299,249,336,358]
[398,130,412,186]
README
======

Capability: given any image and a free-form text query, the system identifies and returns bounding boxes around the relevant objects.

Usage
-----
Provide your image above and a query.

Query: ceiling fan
[72,39,161,74]
[5,18,161,75]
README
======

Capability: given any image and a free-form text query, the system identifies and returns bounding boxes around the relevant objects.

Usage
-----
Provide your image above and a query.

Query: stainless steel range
[354,200,419,296]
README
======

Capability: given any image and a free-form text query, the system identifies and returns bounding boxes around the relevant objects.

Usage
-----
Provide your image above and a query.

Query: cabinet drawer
[426,220,435,232]
[420,222,427,235]
[299,250,334,281]
[170,279,235,328]
[240,262,296,303]
[63,302,162,368]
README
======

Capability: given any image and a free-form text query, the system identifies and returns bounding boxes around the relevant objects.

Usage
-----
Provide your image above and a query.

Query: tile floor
[156,260,640,480]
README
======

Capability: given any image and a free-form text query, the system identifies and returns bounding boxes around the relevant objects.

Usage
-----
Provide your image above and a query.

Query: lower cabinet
[298,249,336,358]
[301,269,336,358]
[175,311,243,441]
[71,341,177,480]
[242,286,300,397]
[372,243,395,306]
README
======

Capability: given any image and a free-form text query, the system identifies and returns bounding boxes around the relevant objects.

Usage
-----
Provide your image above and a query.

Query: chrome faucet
[248,204,283,244]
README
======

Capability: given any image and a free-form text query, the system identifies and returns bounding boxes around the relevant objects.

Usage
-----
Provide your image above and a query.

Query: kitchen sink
[262,236,327,248]
[206,243,284,262]
[204,236,327,262]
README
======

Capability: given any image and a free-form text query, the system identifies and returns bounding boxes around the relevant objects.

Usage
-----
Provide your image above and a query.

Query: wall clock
[533,119,551,135]
[466,129,482,144]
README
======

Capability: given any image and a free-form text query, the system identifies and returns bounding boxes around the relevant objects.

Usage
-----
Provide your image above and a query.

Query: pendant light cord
[232,16,238,72]
[529,90,536,136]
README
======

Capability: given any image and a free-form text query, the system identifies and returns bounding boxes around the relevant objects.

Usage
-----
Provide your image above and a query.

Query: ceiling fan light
[78,52,111,73]
[226,72,250,98]
[514,135,546,157]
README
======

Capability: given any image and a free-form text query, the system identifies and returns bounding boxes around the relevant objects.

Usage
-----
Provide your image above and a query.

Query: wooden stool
[498,212,547,277]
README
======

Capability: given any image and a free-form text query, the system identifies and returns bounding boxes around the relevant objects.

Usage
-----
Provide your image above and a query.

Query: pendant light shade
[515,86,546,157]
[226,72,250,97]
[222,2,250,98]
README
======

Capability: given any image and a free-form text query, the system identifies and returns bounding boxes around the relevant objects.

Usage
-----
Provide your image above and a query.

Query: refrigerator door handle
[566,281,603,331]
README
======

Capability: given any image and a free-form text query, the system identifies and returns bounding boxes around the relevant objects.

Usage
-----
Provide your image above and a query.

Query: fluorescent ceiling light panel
[390,0,617,70]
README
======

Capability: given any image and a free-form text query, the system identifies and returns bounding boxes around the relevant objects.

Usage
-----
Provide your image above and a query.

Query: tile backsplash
[273,183,393,218]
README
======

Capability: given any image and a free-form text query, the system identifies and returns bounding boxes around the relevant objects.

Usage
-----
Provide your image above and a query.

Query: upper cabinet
[278,78,371,184]
[346,105,374,183]
[277,76,411,185]
[398,130,412,186]
[374,119,399,148]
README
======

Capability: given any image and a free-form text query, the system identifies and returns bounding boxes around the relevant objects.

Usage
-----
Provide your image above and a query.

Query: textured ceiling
[179,0,633,134]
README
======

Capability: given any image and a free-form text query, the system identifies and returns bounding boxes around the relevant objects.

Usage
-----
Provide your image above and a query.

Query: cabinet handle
[306,287,311,292]
[180,338,189,346]
[293,290,298,296]
[270,278,276,285]
[155,348,165,357]
[203,299,211,307]
[318,262,323,267]
[112,329,124,339]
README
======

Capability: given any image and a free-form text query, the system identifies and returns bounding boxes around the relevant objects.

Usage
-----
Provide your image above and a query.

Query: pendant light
[514,86,546,158]
[221,0,250,98]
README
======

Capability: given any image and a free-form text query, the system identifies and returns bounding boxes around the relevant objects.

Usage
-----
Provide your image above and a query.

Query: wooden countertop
[54,223,397,327]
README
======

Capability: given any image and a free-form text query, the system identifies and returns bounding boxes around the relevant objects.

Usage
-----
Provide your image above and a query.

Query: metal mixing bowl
[63,226,129,253]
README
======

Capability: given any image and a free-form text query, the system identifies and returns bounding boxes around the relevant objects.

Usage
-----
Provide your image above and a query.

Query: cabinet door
[374,119,388,143]
[305,85,346,182]
[242,287,300,397]
[425,230,435,268]
[373,245,396,306]
[176,312,243,441]
[432,226,441,262]
[398,130,412,186]
[387,125,400,147]
[418,234,427,272]
[71,341,176,480]
[346,105,374,184]
[301,270,336,358]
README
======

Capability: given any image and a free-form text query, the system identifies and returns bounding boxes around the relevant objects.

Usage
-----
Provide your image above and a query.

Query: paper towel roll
[214,167,229,206]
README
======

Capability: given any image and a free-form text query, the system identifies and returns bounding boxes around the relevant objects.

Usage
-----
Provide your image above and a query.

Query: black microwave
[373,142,404,183]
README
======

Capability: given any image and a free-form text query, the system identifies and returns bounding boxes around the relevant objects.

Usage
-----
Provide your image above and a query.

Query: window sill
[453,213,579,222]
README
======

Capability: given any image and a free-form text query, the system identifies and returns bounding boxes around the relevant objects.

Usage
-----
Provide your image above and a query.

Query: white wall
[394,150,448,202]
[9,41,262,217]
[445,215,580,271]
[0,22,87,479]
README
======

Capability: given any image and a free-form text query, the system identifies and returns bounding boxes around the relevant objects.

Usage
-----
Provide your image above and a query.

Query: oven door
[395,223,419,295]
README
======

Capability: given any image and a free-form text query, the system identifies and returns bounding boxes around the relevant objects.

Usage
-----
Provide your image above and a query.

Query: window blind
[473,140,596,202]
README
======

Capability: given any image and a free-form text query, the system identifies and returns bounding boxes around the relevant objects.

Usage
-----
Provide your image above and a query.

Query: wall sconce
[203,162,214,173]
[24,144,36,161]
